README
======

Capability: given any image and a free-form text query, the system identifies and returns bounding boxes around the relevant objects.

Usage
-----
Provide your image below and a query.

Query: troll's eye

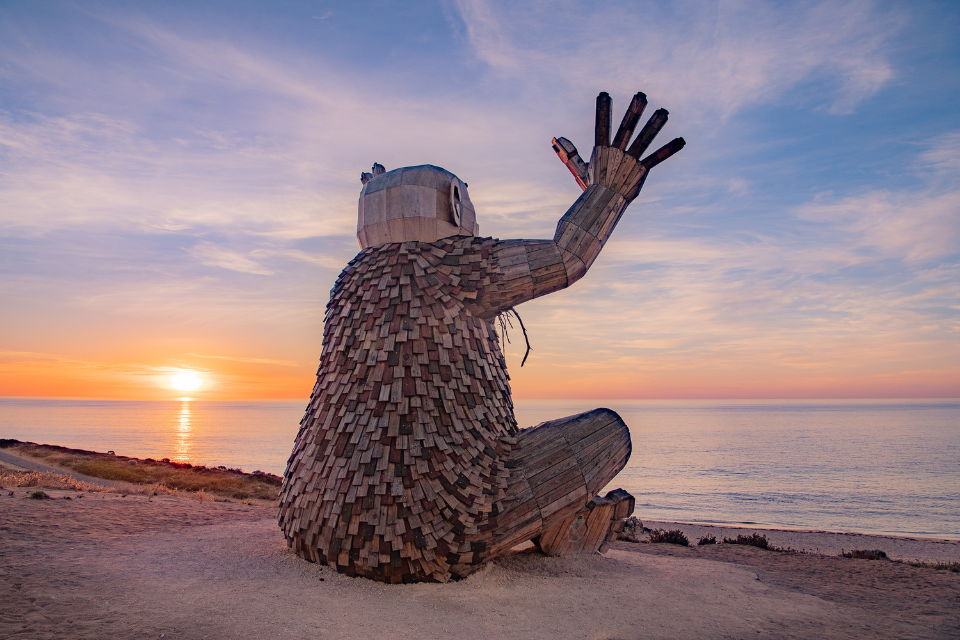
[451,182,462,227]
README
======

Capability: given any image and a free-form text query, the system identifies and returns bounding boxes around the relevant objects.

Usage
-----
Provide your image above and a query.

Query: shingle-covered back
[278,236,516,583]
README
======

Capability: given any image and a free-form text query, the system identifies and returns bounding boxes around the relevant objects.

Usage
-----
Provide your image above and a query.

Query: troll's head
[358,164,478,248]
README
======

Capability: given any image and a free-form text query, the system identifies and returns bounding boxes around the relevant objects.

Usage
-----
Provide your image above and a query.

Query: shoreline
[641,520,960,565]
[644,518,960,543]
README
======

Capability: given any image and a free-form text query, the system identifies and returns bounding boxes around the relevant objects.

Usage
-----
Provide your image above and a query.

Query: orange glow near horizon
[0,349,316,400]
[0,344,957,400]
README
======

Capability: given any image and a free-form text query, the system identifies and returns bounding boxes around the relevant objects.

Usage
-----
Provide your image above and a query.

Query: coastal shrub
[648,529,689,546]
[842,549,888,560]
[29,490,51,499]
[723,533,771,550]
[698,534,717,546]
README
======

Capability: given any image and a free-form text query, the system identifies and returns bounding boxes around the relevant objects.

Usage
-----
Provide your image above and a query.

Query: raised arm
[475,90,684,318]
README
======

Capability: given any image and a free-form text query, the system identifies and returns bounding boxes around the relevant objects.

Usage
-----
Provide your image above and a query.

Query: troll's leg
[487,408,634,558]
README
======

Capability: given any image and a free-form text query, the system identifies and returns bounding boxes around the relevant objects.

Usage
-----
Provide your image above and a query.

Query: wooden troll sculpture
[279,91,685,583]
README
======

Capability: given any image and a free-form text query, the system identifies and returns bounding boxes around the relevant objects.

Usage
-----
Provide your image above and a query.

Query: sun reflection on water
[174,399,193,463]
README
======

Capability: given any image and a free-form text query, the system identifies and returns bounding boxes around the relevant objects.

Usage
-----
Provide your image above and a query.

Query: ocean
[2,397,957,539]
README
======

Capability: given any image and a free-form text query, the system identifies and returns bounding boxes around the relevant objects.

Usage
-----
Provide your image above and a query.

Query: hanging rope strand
[510,308,533,367]
[496,307,532,367]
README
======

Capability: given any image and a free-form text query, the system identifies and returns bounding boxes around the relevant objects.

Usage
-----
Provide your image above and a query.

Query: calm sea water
[1,398,957,539]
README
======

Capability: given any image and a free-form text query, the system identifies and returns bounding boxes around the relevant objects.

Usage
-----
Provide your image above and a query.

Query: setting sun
[170,371,203,392]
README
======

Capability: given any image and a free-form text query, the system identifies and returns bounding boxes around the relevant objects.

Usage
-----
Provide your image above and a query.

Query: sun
[170,370,203,392]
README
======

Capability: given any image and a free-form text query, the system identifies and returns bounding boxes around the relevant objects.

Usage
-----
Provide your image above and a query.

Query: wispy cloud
[797,189,960,263]
[185,353,300,367]
[919,131,960,174]
[187,242,274,275]
[454,0,898,117]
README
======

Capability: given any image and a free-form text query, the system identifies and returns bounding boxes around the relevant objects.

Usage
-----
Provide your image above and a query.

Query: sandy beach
[2,476,958,640]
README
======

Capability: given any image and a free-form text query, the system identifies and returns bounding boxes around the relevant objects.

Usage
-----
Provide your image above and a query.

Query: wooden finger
[626,108,668,159]
[595,92,612,148]
[611,92,647,151]
[551,137,589,191]
[640,137,686,170]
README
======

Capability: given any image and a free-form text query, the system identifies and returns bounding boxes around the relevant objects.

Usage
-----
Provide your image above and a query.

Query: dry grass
[0,439,281,500]
[1,469,179,496]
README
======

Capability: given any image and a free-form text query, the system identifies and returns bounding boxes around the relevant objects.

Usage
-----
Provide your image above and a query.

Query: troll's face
[357,164,479,249]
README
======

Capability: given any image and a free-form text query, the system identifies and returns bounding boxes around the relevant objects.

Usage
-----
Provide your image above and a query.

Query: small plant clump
[29,490,51,500]
[842,549,888,560]
[698,534,717,546]
[648,529,689,546]
[723,533,771,550]
[907,561,960,573]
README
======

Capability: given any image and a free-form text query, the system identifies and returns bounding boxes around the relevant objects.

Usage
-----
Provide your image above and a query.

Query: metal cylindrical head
[357,165,478,248]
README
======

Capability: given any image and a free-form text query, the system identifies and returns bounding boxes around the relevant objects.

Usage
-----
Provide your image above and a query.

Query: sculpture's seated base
[535,488,635,556]
[284,408,635,583]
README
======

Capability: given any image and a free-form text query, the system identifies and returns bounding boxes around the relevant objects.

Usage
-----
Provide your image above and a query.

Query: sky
[1,0,958,401]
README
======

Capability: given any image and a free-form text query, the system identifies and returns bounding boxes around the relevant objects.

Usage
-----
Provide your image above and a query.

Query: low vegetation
[842,549,888,560]
[906,561,960,573]
[648,529,689,546]
[840,548,959,573]
[0,468,179,496]
[0,439,282,501]
[723,533,773,550]
[697,534,717,546]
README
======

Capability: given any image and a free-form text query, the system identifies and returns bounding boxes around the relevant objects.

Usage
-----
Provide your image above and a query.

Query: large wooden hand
[552,91,685,201]
[476,91,684,319]
[548,91,684,282]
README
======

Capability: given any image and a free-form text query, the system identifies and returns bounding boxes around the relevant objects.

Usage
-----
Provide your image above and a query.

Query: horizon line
[2,395,958,403]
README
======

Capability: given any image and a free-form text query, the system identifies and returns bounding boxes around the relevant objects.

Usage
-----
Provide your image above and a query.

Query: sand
[2,487,958,640]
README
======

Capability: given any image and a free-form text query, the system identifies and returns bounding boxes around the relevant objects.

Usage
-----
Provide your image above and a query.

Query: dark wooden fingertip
[640,137,686,170]
[626,108,669,159]
[611,92,648,151]
[595,92,612,148]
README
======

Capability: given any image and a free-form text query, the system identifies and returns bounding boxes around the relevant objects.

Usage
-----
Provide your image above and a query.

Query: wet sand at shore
[2,486,958,640]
